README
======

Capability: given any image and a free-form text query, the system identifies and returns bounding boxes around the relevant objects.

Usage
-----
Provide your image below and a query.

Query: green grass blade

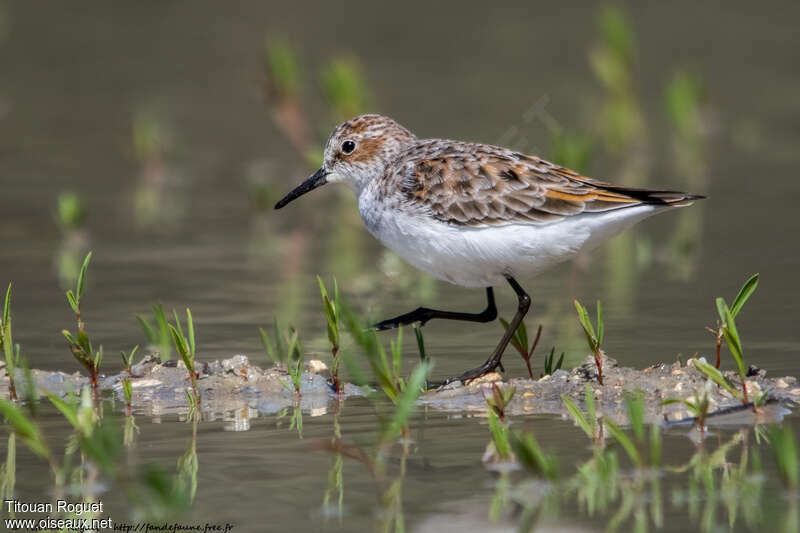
[258,327,277,365]
[44,390,79,430]
[596,301,604,345]
[516,321,528,354]
[3,282,11,329]
[168,324,189,362]
[0,400,50,459]
[186,309,195,356]
[574,300,598,350]
[66,290,79,314]
[716,297,728,324]
[692,359,740,399]
[383,360,431,441]
[76,251,92,300]
[730,273,759,318]
[172,310,185,342]
[722,308,746,379]
[137,315,156,343]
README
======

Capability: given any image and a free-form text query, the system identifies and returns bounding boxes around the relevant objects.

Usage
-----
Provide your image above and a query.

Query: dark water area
[1,1,799,532]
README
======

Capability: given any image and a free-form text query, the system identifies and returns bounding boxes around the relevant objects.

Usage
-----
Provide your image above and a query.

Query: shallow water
[1,1,799,531]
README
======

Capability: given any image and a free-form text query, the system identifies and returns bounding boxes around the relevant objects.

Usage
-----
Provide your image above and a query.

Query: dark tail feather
[598,184,706,206]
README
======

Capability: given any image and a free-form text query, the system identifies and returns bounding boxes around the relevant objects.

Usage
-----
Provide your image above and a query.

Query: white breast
[358,188,663,288]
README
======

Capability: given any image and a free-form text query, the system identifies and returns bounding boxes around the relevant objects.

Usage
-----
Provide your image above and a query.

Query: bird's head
[274,114,416,209]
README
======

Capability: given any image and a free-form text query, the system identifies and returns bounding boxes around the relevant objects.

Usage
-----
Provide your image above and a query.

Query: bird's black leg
[372,287,497,330]
[443,276,530,385]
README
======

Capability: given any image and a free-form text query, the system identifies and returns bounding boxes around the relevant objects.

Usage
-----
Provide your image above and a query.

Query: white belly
[359,196,663,288]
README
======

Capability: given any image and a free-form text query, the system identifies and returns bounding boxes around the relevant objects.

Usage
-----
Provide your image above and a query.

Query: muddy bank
[2,354,798,427]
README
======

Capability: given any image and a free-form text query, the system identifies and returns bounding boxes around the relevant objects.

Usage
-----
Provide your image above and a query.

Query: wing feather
[394,141,701,226]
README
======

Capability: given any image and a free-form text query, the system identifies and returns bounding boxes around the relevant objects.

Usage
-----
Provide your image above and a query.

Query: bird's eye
[341,140,356,154]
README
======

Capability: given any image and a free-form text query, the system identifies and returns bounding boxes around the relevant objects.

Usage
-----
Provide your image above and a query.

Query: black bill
[274,167,329,209]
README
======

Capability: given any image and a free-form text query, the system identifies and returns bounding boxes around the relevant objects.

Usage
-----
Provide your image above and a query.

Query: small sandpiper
[275,114,704,383]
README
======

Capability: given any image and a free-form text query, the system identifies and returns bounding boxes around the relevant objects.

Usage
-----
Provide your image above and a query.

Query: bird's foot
[437,360,503,389]
[372,308,432,331]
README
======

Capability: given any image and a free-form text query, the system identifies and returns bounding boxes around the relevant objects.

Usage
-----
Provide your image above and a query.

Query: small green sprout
[574,300,605,385]
[543,347,565,376]
[499,320,542,379]
[484,383,516,422]
[137,303,172,361]
[168,309,200,406]
[708,273,758,370]
[279,327,304,397]
[342,306,408,404]
[62,252,103,400]
[692,357,741,401]
[662,382,712,434]
[65,251,92,332]
[318,276,342,393]
[1,282,20,401]
[120,345,138,376]
[381,360,431,443]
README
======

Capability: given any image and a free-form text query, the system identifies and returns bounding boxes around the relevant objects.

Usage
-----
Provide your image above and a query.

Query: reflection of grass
[767,425,799,491]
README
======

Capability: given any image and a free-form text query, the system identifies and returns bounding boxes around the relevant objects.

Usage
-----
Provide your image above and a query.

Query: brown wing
[397,143,701,226]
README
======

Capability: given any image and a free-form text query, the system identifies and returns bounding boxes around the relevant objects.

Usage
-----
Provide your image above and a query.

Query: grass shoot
[62,252,103,400]
[708,273,758,370]
[543,347,565,376]
[662,382,712,435]
[168,309,200,407]
[120,345,139,376]
[574,300,605,385]
[499,319,542,380]
[1,283,20,400]
[484,383,515,423]
[318,276,342,394]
